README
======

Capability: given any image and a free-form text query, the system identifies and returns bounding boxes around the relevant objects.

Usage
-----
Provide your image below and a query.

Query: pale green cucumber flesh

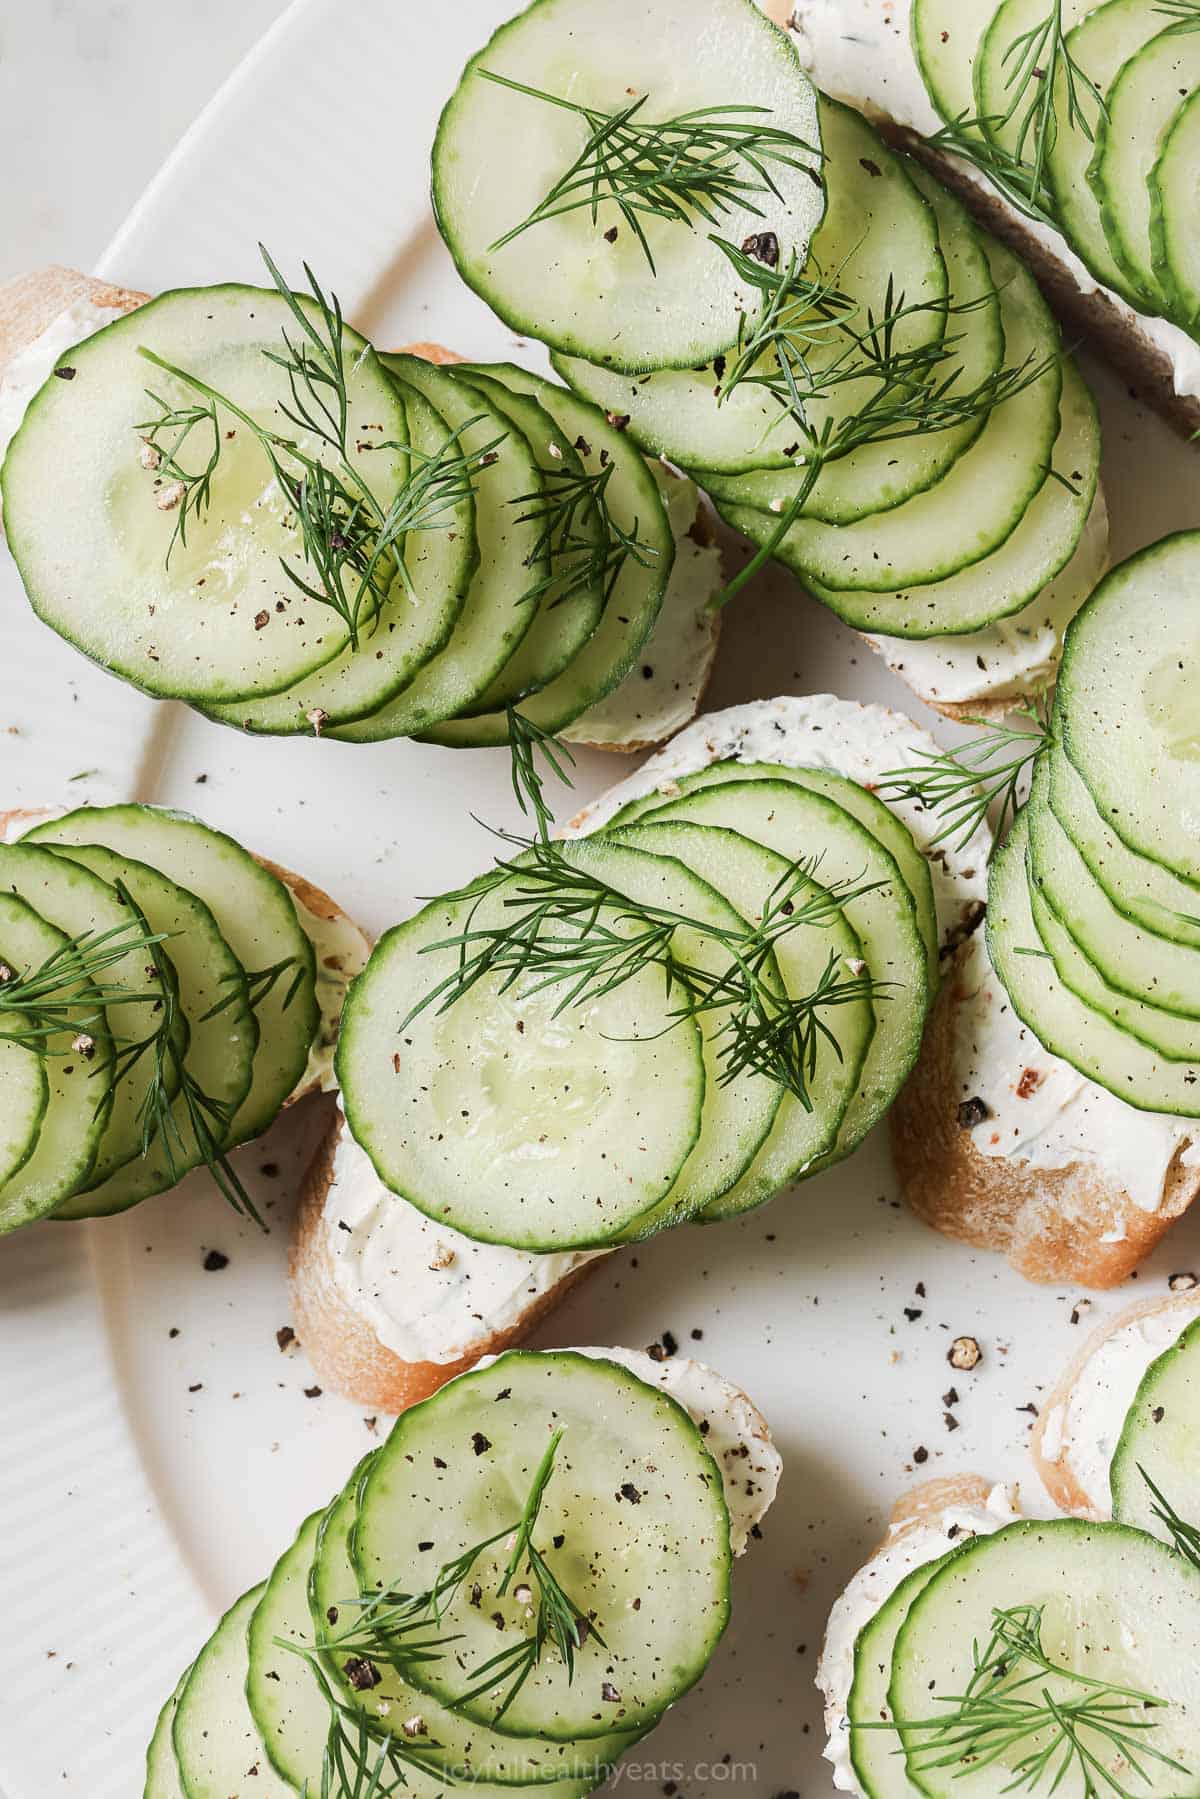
[1151,90,1200,333]
[847,1548,956,1799]
[1110,1315,1200,1541]
[143,1671,189,1799]
[172,1585,295,1799]
[911,0,1002,122]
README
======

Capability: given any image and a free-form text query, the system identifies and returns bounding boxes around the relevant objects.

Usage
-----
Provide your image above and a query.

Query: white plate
[1,4,1198,1792]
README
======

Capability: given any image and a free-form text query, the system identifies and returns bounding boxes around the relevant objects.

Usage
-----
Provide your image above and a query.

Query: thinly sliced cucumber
[1057,529,1200,884]
[206,383,473,735]
[1110,1315,1200,1541]
[424,368,673,745]
[1047,744,1200,951]
[1091,25,1200,310]
[846,1549,955,1799]
[447,368,607,708]
[889,1520,1200,1799]
[246,1510,345,1790]
[911,0,1001,122]
[25,805,319,1143]
[144,1672,189,1799]
[801,357,1098,637]
[1027,765,1200,1024]
[432,0,823,372]
[46,842,256,1217]
[0,892,114,1232]
[0,841,183,1187]
[609,815,871,1221]
[0,898,53,1190]
[697,167,1002,525]
[552,99,948,506]
[353,1351,730,1740]
[607,760,938,984]
[1151,89,1200,331]
[718,245,1061,593]
[1,286,407,704]
[638,779,929,1187]
[987,812,1200,1115]
[309,1461,638,1783]
[172,1584,296,1798]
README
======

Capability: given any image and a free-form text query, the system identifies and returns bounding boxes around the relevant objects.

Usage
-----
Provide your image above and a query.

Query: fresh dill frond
[874,700,1053,855]
[510,461,659,612]
[1138,1466,1200,1572]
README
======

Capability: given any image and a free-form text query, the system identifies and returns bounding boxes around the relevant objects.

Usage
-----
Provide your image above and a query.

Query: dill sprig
[202,954,305,1023]
[878,1601,1189,1799]
[511,462,659,610]
[480,72,819,274]
[874,700,1052,856]
[1154,0,1200,25]
[135,246,505,648]
[1139,1466,1200,1572]
[288,1653,443,1797]
[0,916,170,1052]
[405,712,888,1111]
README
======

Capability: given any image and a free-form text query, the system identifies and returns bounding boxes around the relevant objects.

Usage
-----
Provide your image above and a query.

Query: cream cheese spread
[1038,1297,1200,1513]
[0,298,128,477]
[289,894,369,1094]
[817,1483,1019,1793]
[785,0,1200,400]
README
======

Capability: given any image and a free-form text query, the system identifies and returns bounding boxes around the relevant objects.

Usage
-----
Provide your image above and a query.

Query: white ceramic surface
[1,4,1199,1793]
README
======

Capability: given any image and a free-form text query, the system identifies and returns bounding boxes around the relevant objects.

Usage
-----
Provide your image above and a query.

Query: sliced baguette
[1032,1290,1200,1517]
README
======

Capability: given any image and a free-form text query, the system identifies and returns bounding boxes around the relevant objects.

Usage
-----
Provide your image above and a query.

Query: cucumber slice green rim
[717,243,1062,596]
[846,1547,957,1799]
[1046,744,1200,952]
[0,1026,46,1195]
[1089,24,1200,312]
[0,891,115,1234]
[172,1584,295,1799]
[335,844,709,1252]
[606,759,939,986]
[431,0,824,373]
[352,1351,732,1741]
[1057,529,1200,885]
[446,368,608,710]
[45,841,257,1218]
[309,1459,640,1783]
[800,357,1098,639]
[144,1669,189,1799]
[423,368,674,745]
[1110,1315,1200,1542]
[887,1518,1200,1799]
[1150,88,1200,334]
[552,97,949,507]
[205,382,474,737]
[24,804,319,1146]
[2,285,408,705]
[911,0,1002,124]
[987,811,1200,1116]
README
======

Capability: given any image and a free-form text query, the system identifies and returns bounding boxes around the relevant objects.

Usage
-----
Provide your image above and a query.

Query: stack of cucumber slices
[913,0,1200,335]
[336,745,935,1249]
[988,530,1200,1120]
[145,1349,750,1798]
[0,803,335,1234]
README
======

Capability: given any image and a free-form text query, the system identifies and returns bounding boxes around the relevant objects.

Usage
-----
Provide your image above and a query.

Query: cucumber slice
[1091,25,1200,310]
[0,892,114,1232]
[1110,1315,1200,1542]
[431,0,824,372]
[1150,89,1200,332]
[144,1671,189,1799]
[1047,744,1200,951]
[1,286,407,704]
[446,369,608,709]
[309,1459,638,1782]
[696,167,1002,526]
[24,805,319,1144]
[987,811,1200,1115]
[352,1351,731,1740]
[1057,529,1200,884]
[607,760,939,984]
[205,384,473,735]
[718,244,1062,594]
[888,1519,1200,1799]
[800,357,1098,637]
[423,368,673,745]
[0,1029,45,1193]
[172,1585,296,1798]
[637,779,929,1186]
[911,0,1001,122]
[846,1550,954,1799]
[45,842,256,1217]
[552,99,949,508]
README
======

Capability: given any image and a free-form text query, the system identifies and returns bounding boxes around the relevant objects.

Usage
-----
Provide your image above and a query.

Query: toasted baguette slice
[1032,1290,1200,1518]
[0,805,368,1109]
[0,267,148,377]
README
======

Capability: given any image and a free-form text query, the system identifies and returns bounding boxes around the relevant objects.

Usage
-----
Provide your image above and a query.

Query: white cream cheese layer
[289,894,369,1094]
[563,465,722,748]
[1039,1297,1200,1513]
[324,1123,609,1364]
[477,1344,781,1555]
[866,489,1110,707]
[817,1484,1019,1794]
[952,930,1200,1211]
[786,0,1200,399]
[0,298,128,474]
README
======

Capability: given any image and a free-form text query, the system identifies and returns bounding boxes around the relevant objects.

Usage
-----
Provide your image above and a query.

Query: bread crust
[0,267,146,384]
[891,942,1200,1286]
[1032,1291,1200,1516]
[288,1115,598,1413]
